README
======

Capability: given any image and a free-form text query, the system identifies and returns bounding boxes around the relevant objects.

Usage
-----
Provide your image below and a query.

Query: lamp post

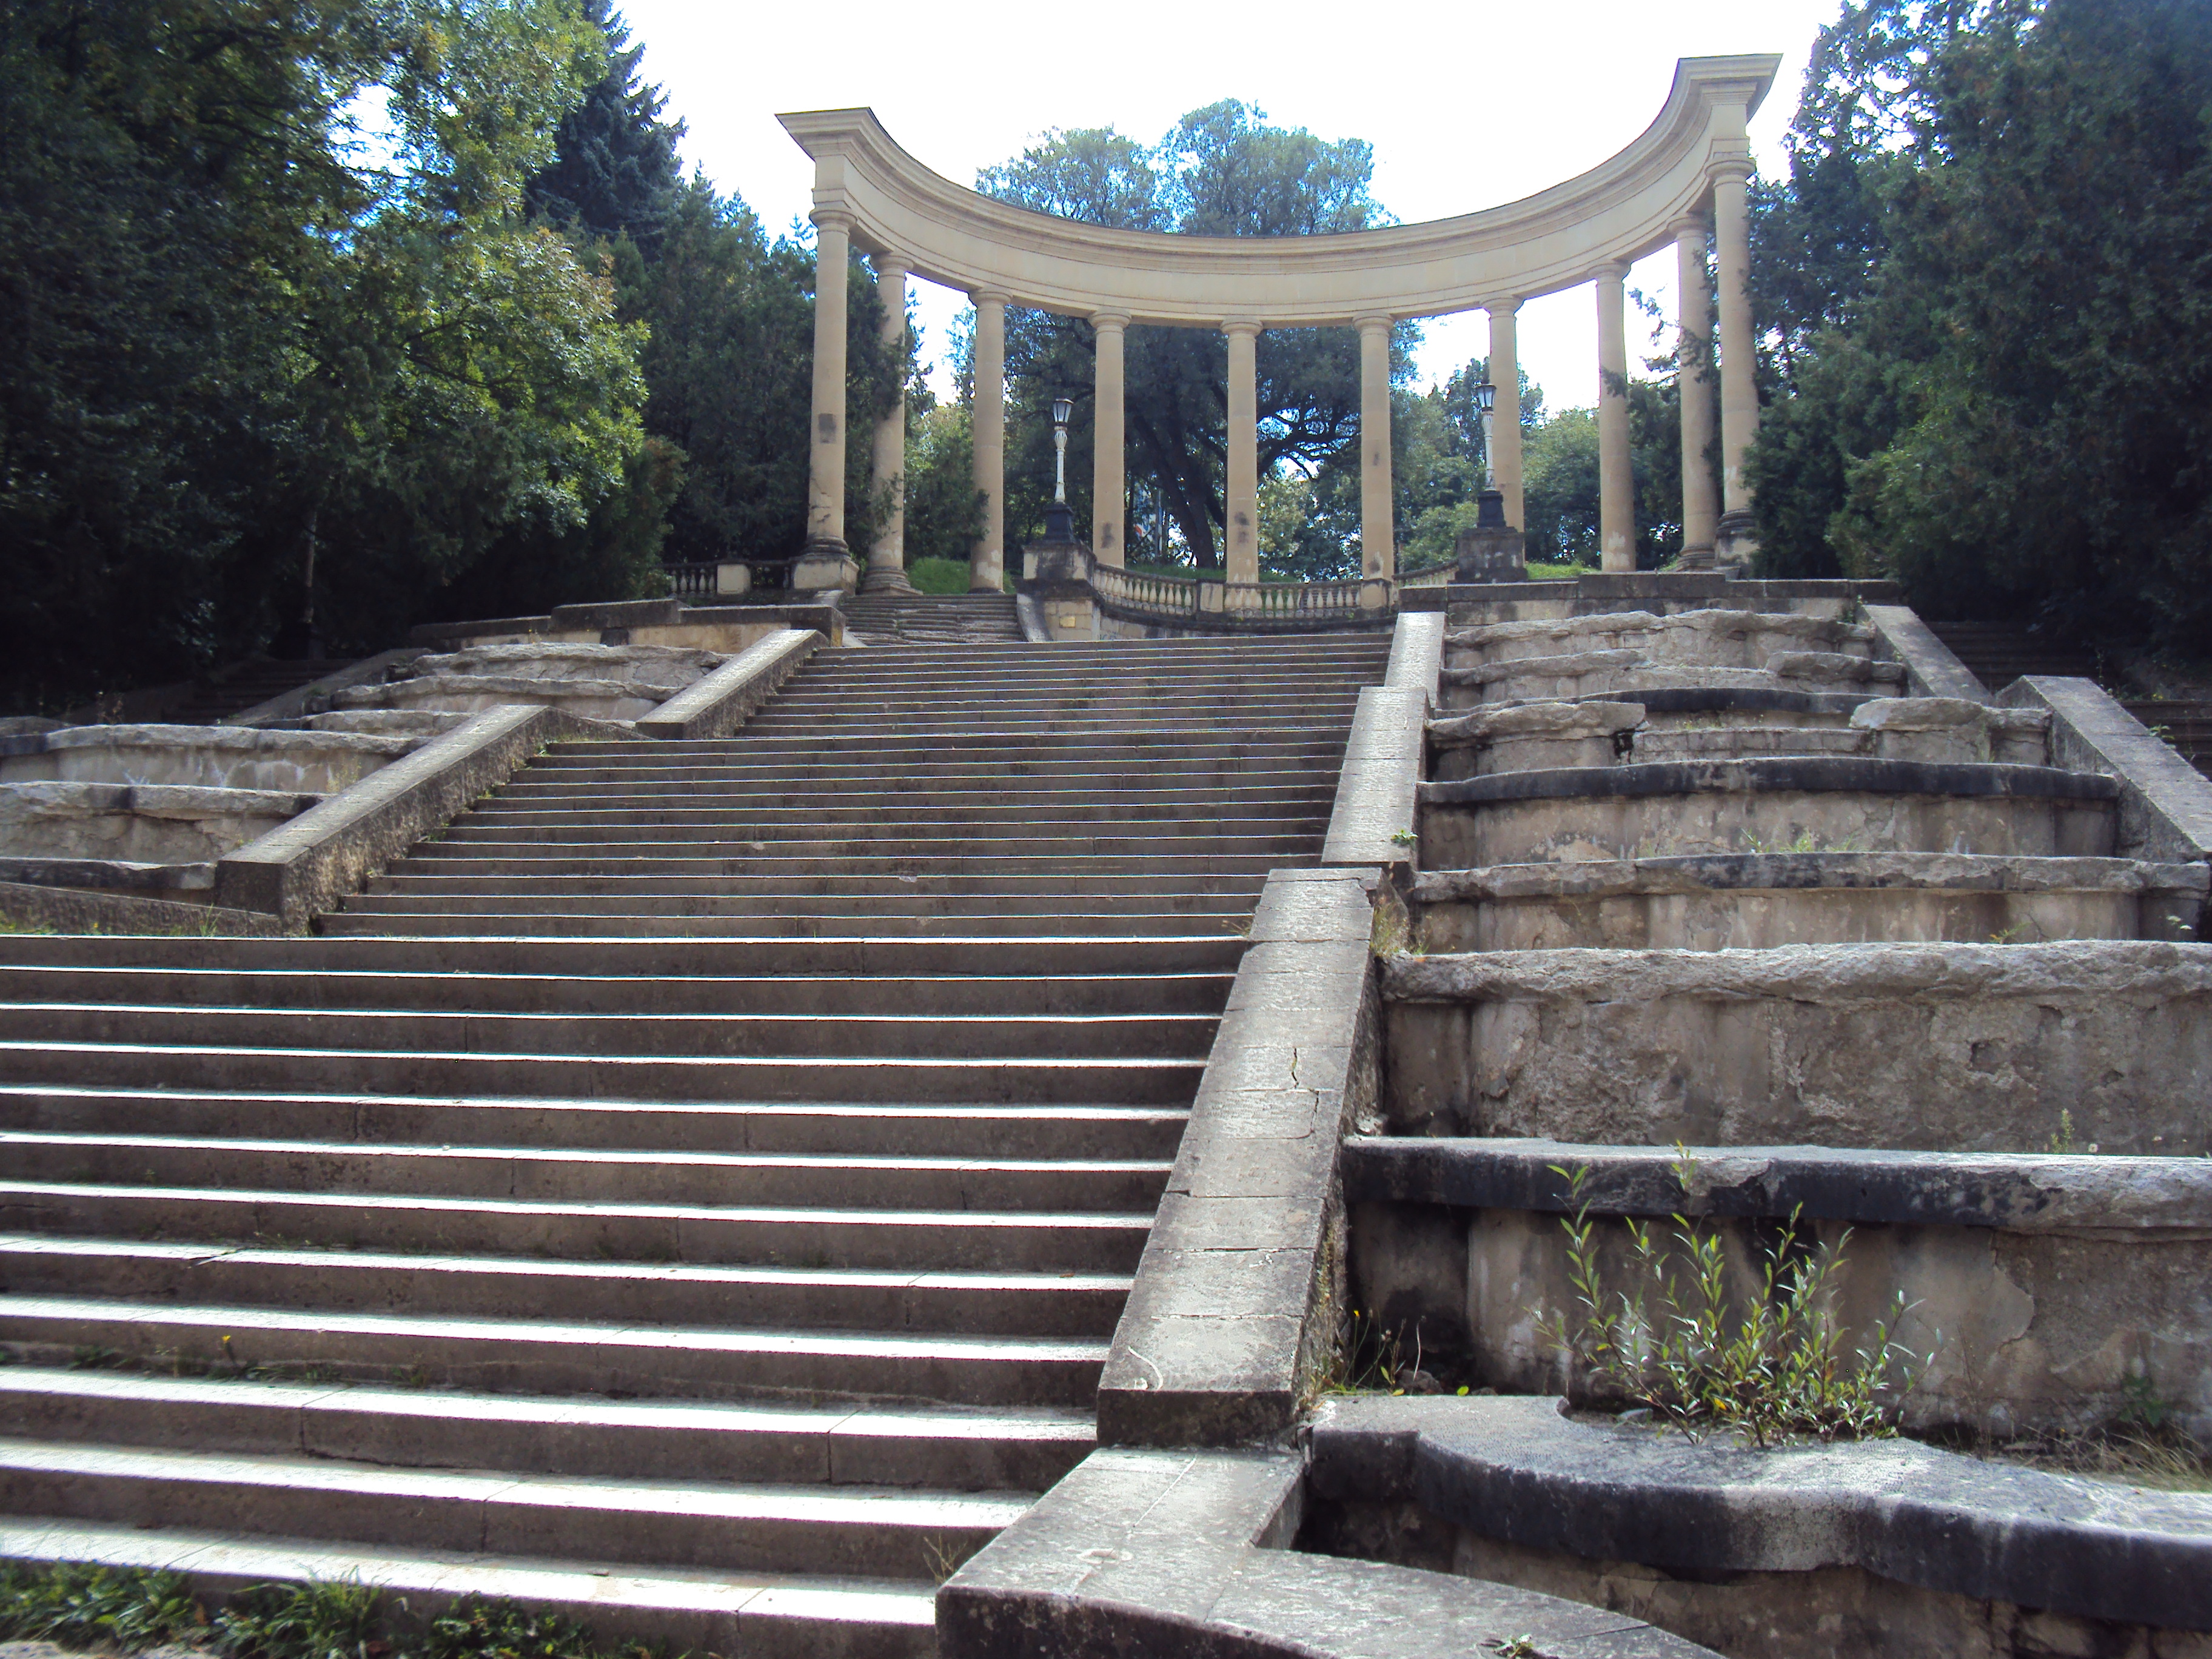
[1044,395,1076,540]
[1473,380,1507,531]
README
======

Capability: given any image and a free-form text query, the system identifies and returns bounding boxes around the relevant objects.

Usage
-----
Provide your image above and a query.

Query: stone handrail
[1047,543,1394,629]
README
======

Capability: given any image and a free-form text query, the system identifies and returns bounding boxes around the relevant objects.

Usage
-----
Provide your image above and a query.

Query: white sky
[616,0,1838,411]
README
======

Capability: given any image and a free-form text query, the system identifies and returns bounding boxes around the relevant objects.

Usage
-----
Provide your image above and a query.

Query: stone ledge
[1342,1135,2212,1232]
[1410,851,2210,902]
[212,705,626,927]
[1384,611,1446,692]
[939,1445,1718,1658]
[1320,686,1426,870]
[1420,755,2119,806]
[221,648,426,728]
[634,629,819,740]
[1863,604,1987,701]
[0,879,284,937]
[0,856,213,894]
[1382,937,2212,1005]
[2004,675,2212,871]
[1096,868,1376,1448]
[1307,1394,2212,1632]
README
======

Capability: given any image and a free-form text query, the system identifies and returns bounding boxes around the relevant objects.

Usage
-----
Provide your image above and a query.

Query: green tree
[977,102,1419,572]
[1524,410,1603,565]
[0,0,669,704]
[1748,0,2212,651]
[523,0,683,255]
[618,176,902,575]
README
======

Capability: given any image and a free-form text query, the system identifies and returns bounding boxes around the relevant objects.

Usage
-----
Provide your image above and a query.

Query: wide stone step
[0,1235,1128,1339]
[485,782,1338,811]
[0,1005,1218,1062]
[372,868,1269,900]
[0,1085,1187,1159]
[0,964,1237,1016]
[1418,758,2119,866]
[532,743,1344,769]
[0,1435,1031,1579]
[0,932,1246,978]
[0,1133,1175,1212]
[317,908,1258,940]
[394,845,1313,876]
[0,1184,1151,1272]
[760,687,1374,714]
[0,1367,1095,1490]
[423,826,1327,856]
[0,1518,936,1659]
[347,890,1259,921]
[0,1041,1205,1104]
[517,763,1337,792]
[460,800,1333,829]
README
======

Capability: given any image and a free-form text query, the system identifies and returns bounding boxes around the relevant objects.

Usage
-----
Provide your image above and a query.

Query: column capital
[1706,153,1754,189]
[1090,310,1131,332]
[1480,296,1523,317]
[1220,317,1263,339]
[1352,312,1395,334]
[1671,213,1710,241]
[1593,259,1632,284]
[871,251,910,278]
[970,288,1009,309]
[809,206,854,234]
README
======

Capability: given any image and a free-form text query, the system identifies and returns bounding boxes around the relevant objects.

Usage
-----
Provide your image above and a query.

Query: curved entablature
[779,55,1779,327]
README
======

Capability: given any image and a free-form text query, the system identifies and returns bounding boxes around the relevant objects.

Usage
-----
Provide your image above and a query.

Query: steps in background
[839,591,1024,646]
[0,633,1390,1655]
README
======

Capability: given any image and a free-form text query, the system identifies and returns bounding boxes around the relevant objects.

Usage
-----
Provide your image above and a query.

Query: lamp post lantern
[1044,395,1077,541]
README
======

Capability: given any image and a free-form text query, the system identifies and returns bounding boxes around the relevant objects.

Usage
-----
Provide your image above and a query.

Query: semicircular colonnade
[780,52,1780,595]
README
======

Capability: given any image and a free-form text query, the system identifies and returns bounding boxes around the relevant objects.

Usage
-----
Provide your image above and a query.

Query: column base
[860,562,915,595]
[1714,510,1760,574]
[793,537,859,594]
[1675,541,1717,572]
[1454,525,1526,584]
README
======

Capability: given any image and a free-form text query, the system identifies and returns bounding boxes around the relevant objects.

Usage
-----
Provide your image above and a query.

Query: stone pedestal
[791,545,860,594]
[1714,509,1760,574]
[1455,492,1526,583]
[1024,537,1091,587]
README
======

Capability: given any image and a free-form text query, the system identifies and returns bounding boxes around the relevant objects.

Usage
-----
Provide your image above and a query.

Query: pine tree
[524,1,683,255]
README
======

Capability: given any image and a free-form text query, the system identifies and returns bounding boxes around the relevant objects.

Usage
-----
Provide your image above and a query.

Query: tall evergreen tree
[524,1,682,256]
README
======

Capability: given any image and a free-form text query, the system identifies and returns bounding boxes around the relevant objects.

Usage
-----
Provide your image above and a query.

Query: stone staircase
[0,634,1390,1655]
[166,658,357,726]
[839,591,1024,647]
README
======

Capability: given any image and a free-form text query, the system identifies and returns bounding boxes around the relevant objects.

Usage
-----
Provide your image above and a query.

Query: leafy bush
[1533,1156,1927,1446]
[0,1561,206,1650]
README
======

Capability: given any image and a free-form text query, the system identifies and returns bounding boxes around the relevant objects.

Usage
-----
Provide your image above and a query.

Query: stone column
[1091,312,1129,568]
[1674,219,1719,568]
[1595,261,1634,573]
[806,211,851,554]
[1224,321,1260,586]
[1486,300,1524,530]
[865,255,910,590]
[970,291,1007,592]
[1713,162,1760,558]
[1356,315,1395,581]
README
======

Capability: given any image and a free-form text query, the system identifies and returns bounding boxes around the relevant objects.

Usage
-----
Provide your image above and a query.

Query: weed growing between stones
[0,1564,699,1658]
[1532,1156,1928,1446]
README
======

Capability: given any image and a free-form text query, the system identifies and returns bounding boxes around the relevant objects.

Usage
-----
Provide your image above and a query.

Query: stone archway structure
[780,53,1779,594]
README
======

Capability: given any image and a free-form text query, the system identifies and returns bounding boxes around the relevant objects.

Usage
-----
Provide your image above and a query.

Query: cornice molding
[780,55,1780,325]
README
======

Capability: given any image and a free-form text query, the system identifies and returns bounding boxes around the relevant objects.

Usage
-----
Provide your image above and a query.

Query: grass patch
[904,557,1007,595]
[0,1563,690,1658]
[1533,1153,1927,1446]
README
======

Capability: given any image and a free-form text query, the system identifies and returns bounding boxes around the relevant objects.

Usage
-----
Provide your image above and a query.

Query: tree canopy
[976,103,1419,571]
[1747,0,2212,647]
